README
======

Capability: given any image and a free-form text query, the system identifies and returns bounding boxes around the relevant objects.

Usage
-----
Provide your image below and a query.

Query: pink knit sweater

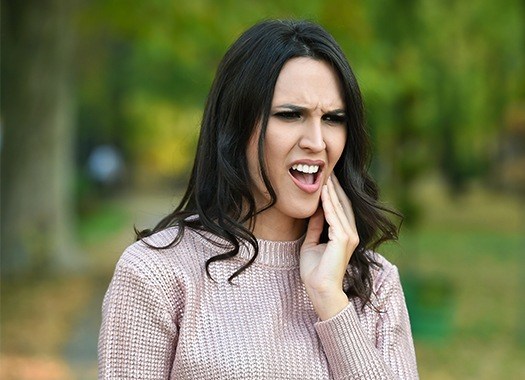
[98,227,418,379]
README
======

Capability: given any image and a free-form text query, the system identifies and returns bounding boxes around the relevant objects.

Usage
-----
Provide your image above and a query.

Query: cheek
[328,132,347,170]
[262,133,289,171]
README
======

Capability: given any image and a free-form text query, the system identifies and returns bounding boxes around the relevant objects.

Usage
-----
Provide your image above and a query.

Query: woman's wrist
[306,287,349,321]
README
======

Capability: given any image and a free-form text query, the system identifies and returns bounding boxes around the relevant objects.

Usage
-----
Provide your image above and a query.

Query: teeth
[291,164,319,174]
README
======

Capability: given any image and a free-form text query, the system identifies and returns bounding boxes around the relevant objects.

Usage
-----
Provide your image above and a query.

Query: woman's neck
[249,211,307,241]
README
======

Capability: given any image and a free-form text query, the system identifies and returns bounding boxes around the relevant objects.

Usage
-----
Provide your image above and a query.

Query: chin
[285,203,319,220]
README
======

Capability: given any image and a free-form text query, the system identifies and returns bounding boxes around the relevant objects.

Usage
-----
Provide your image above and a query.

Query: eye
[274,111,302,120]
[322,113,347,125]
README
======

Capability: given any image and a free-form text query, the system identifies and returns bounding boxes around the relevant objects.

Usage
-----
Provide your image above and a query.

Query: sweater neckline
[196,229,305,269]
[239,235,305,268]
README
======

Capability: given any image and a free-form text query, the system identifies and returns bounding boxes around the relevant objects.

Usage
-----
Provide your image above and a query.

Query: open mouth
[289,163,322,186]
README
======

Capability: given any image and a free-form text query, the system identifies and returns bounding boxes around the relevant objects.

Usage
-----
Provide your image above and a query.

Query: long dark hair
[137,19,401,308]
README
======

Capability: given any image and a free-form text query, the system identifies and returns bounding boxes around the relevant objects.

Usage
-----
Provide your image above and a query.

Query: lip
[288,159,325,194]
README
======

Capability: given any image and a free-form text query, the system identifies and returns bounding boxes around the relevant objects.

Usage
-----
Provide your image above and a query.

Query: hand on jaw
[300,175,359,320]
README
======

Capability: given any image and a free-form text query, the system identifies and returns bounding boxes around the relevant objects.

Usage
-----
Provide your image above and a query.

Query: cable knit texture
[98,227,419,379]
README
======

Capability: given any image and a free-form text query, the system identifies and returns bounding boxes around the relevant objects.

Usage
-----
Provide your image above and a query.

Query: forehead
[272,57,344,109]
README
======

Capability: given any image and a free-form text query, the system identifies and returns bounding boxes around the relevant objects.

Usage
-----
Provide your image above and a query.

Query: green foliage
[77,203,128,246]
[75,0,525,200]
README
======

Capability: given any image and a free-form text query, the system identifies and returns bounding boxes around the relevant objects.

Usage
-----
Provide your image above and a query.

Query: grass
[1,179,524,379]
[382,178,525,379]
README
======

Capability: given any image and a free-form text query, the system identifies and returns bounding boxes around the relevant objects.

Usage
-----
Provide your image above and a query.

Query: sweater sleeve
[314,264,419,380]
[98,251,179,379]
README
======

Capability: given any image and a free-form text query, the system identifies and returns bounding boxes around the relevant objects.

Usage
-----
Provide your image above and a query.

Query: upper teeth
[291,164,319,174]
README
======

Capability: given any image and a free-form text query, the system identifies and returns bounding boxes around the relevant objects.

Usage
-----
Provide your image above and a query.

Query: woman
[98,19,419,379]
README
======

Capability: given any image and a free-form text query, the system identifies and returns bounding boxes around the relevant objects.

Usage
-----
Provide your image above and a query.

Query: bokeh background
[1,0,524,379]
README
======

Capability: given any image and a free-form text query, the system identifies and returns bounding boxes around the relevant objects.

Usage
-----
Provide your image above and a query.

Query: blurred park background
[1,0,524,379]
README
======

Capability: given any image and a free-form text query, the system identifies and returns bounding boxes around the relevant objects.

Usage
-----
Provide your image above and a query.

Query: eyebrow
[274,103,346,115]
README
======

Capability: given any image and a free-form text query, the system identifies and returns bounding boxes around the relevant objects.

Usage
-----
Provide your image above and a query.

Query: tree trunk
[1,0,80,276]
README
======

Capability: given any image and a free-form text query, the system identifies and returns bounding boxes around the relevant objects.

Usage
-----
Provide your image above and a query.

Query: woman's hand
[300,175,360,320]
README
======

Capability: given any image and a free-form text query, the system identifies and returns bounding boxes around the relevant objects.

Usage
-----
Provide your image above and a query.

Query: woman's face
[247,57,347,239]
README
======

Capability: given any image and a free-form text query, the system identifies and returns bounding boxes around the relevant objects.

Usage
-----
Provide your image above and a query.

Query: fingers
[326,177,352,233]
[329,175,357,229]
[303,206,324,247]
[320,182,354,270]
[330,175,351,210]
[320,182,345,242]
[323,175,359,249]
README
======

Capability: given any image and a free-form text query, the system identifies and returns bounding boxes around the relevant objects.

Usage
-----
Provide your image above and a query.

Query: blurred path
[63,191,177,379]
[63,288,103,379]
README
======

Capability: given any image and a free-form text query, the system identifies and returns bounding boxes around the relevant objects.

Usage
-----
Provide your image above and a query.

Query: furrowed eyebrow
[273,104,307,112]
[325,109,346,116]
[273,104,346,114]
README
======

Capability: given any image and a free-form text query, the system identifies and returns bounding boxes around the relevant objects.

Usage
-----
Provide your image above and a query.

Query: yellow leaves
[124,96,201,180]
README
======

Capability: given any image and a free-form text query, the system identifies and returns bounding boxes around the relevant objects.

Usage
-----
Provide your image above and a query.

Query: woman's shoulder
[115,226,208,281]
[367,251,401,293]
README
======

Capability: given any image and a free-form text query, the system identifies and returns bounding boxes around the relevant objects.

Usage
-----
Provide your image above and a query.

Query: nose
[298,119,326,152]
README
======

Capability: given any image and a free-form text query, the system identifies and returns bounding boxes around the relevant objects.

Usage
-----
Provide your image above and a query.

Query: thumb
[303,206,325,248]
